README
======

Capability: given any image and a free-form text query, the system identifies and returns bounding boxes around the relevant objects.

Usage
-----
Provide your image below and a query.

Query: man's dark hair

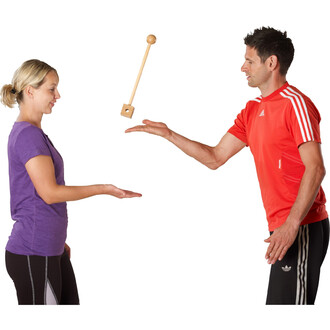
[244,27,295,76]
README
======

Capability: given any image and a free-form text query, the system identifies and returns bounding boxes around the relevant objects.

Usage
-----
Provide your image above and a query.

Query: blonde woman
[1,59,142,305]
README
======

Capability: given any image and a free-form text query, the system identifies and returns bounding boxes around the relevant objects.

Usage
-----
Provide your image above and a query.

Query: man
[125,27,329,304]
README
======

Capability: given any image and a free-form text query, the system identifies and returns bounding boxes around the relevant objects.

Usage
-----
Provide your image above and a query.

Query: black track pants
[266,218,329,305]
[6,249,79,305]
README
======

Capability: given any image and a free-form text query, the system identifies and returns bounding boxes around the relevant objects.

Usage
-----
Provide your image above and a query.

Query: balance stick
[121,34,156,118]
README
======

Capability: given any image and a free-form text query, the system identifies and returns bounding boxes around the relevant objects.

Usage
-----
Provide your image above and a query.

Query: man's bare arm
[125,119,246,169]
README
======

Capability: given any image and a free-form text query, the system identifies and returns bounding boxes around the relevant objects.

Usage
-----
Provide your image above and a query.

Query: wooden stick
[129,43,152,104]
[121,34,156,118]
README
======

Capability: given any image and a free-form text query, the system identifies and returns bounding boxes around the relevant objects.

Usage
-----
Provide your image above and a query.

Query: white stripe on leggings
[46,280,58,305]
[296,225,309,304]
[44,256,58,305]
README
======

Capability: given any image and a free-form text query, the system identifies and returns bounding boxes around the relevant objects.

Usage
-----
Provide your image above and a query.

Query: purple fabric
[6,121,68,256]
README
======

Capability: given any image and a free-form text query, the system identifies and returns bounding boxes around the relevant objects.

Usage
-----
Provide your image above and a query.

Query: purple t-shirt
[6,121,68,256]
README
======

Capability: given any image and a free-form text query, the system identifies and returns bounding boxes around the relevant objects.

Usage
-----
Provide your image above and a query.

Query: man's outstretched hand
[125,119,171,139]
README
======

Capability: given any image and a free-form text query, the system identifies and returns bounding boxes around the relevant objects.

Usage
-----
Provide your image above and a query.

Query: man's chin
[248,81,258,88]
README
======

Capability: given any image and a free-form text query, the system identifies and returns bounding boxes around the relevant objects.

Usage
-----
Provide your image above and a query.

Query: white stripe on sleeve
[286,87,314,140]
[280,91,307,142]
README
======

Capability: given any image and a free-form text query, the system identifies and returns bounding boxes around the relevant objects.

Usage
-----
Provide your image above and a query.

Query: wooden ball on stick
[121,34,157,118]
[147,34,156,44]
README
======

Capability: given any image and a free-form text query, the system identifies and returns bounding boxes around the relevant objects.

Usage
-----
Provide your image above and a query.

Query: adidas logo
[282,265,292,272]
[259,109,265,117]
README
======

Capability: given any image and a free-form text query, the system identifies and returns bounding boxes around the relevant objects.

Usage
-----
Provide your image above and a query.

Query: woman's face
[32,70,60,115]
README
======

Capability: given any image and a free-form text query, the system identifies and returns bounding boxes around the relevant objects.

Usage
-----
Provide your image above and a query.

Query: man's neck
[259,75,287,97]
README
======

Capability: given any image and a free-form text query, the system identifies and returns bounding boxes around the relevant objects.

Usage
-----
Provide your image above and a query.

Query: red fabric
[228,82,327,231]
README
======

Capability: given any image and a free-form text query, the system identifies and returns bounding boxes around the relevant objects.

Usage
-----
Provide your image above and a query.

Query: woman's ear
[24,86,34,99]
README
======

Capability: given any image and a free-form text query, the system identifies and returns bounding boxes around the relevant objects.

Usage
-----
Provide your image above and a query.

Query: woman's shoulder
[9,122,47,151]
[9,122,51,163]
[10,121,44,141]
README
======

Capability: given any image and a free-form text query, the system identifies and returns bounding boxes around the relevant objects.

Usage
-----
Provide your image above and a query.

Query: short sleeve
[286,96,321,147]
[14,126,51,165]
[228,108,248,145]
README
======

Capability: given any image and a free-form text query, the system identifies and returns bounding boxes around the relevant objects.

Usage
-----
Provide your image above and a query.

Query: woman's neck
[17,105,43,128]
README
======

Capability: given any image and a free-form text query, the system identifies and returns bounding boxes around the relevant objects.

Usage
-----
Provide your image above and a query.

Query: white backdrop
[0,0,329,328]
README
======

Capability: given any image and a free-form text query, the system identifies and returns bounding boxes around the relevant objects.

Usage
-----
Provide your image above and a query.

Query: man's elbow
[207,164,218,170]
[205,146,232,170]
[207,163,220,170]
[319,165,326,180]
[206,158,226,170]
[310,163,326,183]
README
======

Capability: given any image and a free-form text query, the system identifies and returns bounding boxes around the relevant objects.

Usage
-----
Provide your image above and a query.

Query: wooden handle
[128,34,156,105]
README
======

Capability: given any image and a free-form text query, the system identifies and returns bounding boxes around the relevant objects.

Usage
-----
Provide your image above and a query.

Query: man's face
[241,46,271,89]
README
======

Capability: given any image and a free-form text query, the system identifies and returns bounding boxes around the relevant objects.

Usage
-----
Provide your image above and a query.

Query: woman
[1,59,142,305]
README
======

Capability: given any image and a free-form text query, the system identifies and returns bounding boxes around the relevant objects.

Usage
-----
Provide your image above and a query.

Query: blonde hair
[1,59,58,108]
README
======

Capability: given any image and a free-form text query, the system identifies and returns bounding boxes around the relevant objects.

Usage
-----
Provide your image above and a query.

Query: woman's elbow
[36,187,59,205]
[40,194,56,205]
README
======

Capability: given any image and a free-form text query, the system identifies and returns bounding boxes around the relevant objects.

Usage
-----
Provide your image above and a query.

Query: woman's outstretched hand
[104,184,142,199]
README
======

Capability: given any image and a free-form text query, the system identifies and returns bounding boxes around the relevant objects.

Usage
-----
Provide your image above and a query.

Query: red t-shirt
[228,82,327,231]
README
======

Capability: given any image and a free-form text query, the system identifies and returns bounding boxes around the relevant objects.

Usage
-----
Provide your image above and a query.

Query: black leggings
[266,218,329,305]
[6,249,79,305]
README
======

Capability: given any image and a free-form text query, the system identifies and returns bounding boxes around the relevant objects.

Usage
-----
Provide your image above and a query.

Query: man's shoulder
[280,84,312,102]
[244,96,263,111]
[247,96,262,104]
[279,84,318,115]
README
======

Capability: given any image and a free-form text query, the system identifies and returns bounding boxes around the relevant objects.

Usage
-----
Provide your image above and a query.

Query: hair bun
[0,84,17,108]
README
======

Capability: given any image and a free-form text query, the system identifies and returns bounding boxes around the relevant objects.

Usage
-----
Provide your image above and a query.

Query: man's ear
[267,55,279,72]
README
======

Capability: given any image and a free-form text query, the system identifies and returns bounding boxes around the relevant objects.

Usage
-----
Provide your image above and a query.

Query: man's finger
[269,245,284,264]
[265,240,276,259]
[142,119,164,127]
[278,245,289,261]
[264,236,271,243]
[125,125,148,133]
